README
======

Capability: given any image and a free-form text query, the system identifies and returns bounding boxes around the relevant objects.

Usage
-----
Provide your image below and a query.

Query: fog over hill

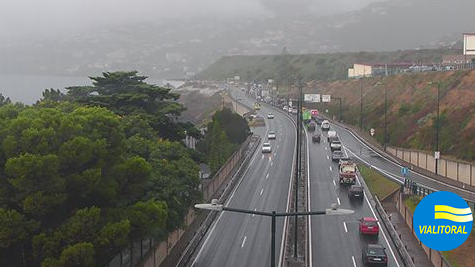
[1,0,474,79]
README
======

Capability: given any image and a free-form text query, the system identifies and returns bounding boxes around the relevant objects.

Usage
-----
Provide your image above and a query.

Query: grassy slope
[312,69,475,162]
[197,48,448,82]
[358,164,399,199]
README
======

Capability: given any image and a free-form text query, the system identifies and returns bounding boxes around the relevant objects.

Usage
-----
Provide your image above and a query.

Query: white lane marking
[329,166,333,172]
[241,236,247,248]
[333,180,336,186]
[271,161,274,166]
[343,221,348,233]
[260,189,264,195]
[337,197,341,205]
[351,256,357,267]
[327,155,330,160]
[269,156,272,162]
[266,173,269,179]
[262,155,265,160]
[336,124,475,198]
[325,147,328,150]
[192,139,262,264]
[357,174,401,267]
[274,152,277,156]
[253,209,256,217]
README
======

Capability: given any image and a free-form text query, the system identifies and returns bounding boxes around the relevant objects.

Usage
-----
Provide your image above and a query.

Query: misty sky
[1,0,379,40]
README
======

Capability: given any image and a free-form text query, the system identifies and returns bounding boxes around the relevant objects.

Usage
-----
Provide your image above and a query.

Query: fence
[397,194,452,267]
[105,135,254,267]
[387,147,475,187]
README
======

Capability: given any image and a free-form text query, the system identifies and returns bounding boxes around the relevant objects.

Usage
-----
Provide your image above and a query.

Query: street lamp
[195,200,354,267]
[372,80,388,151]
[428,81,441,175]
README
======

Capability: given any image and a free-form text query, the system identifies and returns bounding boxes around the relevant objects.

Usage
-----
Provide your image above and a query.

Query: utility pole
[333,97,342,123]
[435,82,440,175]
[384,84,388,151]
[360,78,364,130]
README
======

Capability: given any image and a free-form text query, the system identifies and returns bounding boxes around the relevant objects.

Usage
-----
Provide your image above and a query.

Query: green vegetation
[0,72,202,267]
[197,49,446,83]
[358,165,400,200]
[197,108,250,174]
[403,196,422,213]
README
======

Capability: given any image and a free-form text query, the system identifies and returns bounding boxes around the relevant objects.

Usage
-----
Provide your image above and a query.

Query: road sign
[401,167,409,176]
[304,94,321,102]
[434,151,440,159]
[370,128,375,136]
[322,95,331,102]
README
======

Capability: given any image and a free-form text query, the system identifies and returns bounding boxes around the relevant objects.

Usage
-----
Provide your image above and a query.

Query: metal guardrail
[374,196,416,267]
[175,135,261,267]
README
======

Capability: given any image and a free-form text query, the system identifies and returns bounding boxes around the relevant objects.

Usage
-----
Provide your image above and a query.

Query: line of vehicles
[252,98,388,266]
[309,117,388,266]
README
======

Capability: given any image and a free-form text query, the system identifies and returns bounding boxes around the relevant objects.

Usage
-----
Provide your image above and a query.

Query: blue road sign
[401,167,409,176]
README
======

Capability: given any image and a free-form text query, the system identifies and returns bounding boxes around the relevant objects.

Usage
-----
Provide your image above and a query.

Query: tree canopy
[0,71,202,266]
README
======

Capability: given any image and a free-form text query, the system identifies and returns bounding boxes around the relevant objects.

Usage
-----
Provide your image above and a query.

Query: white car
[283,106,288,111]
[321,120,330,131]
[268,131,276,139]
[292,108,298,114]
[261,142,272,153]
[267,113,275,119]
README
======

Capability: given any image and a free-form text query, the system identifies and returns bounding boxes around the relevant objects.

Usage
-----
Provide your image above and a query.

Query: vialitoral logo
[413,191,473,251]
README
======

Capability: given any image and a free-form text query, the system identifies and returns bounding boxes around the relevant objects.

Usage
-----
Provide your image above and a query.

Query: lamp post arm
[223,206,273,217]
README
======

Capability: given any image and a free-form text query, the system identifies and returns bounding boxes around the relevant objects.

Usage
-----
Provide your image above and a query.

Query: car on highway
[315,116,324,124]
[307,122,316,131]
[267,113,275,119]
[339,157,351,166]
[291,108,298,114]
[332,150,343,161]
[283,106,288,111]
[362,244,388,266]
[261,142,272,153]
[330,140,342,151]
[348,185,364,200]
[312,134,321,143]
[359,217,379,236]
[327,130,337,142]
[321,120,330,131]
[268,131,276,139]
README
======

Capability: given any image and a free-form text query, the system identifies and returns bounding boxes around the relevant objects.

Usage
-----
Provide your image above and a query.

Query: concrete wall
[398,195,452,267]
[388,146,474,186]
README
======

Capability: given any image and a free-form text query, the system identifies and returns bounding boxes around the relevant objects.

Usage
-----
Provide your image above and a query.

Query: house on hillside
[442,33,475,68]
[348,62,414,78]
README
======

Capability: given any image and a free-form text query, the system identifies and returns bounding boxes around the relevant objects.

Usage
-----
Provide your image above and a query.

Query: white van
[321,120,330,131]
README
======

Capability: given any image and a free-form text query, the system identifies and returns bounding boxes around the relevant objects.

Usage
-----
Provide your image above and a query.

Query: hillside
[306,69,475,161]
[197,48,450,82]
[2,0,475,79]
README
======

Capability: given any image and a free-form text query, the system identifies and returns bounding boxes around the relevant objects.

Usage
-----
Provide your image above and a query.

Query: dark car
[348,185,364,200]
[315,116,324,124]
[307,123,316,132]
[312,134,321,143]
[332,150,343,161]
[362,244,388,266]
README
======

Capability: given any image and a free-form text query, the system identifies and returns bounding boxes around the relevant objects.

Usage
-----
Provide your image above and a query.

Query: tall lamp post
[195,200,354,267]
[359,77,364,130]
[333,97,343,123]
[428,81,441,174]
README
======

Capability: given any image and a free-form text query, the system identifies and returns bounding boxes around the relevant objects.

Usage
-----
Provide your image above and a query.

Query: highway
[306,126,401,267]
[331,123,475,203]
[191,91,296,267]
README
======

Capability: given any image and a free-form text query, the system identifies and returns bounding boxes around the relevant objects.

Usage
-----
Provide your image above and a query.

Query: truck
[339,162,357,185]
[327,130,337,142]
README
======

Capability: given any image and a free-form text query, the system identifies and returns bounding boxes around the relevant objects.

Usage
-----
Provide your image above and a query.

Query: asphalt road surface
[307,125,401,267]
[331,123,475,203]
[191,91,296,267]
